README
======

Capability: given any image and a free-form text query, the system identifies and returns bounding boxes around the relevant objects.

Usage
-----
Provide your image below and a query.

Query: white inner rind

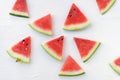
[82,42,100,62]
[110,63,120,74]
[63,21,90,30]
[10,10,29,17]
[29,23,52,36]
[7,48,30,63]
[101,0,116,14]
[59,70,85,76]
[41,44,62,61]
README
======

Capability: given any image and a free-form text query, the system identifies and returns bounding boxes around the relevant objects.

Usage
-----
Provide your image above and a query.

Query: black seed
[73,8,76,10]
[61,38,64,40]
[26,43,28,46]
[69,15,72,17]
[22,40,25,42]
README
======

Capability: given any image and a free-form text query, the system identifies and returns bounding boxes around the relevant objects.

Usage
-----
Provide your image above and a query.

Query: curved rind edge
[101,0,116,15]
[63,21,90,30]
[109,63,120,75]
[41,44,62,61]
[7,49,30,63]
[9,10,29,18]
[59,70,85,76]
[29,23,53,36]
[82,42,101,62]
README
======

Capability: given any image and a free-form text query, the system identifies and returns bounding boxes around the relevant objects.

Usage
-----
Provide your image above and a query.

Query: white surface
[0,0,120,80]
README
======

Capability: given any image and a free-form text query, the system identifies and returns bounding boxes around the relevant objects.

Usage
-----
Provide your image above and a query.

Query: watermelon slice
[110,57,120,74]
[7,36,31,63]
[96,0,116,14]
[74,37,100,62]
[41,36,64,61]
[9,0,29,18]
[29,14,52,36]
[63,3,90,30]
[59,55,85,76]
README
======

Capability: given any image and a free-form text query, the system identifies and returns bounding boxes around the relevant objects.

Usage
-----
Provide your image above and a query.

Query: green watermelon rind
[9,10,29,18]
[82,42,101,62]
[109,63,120,74]
[41,44,62,61]
[59,70,85,76]
[63,21,90,30]
[7,49,30,63]
[29,23,53,36]
[100,0,116,15]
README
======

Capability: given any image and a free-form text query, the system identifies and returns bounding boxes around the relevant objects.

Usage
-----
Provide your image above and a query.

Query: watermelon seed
[22,40,25,44]
[73,8,76,11]
[22,40,25,42]
[61,38,63,40]
[69,15,72,17]
[26,43,28,46]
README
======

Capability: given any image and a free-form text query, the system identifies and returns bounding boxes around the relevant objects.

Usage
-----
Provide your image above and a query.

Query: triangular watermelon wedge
[29,14,52,36]
[7,36,31,63]
[9,0,29,18]
[59,55,85,76]
[96,0,116,14]
[110,57,120,74]
[63,3,90,30]
[74,37,100,62]
[41,36,64,61]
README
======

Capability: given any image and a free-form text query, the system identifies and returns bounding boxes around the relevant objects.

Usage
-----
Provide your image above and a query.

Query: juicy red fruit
[74,37,96,58]
[64,3,87,26]
[34,14,52,30]
[96,0,111,10]
[12,0,28,12]
[114,57,120,66]
[46,36,64,57]
[61,56,82,71]
[12,36,31,57]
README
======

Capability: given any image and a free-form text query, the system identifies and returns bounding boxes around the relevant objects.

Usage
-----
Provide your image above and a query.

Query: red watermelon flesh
[10,0,29,18]
[34,14,52,30]
[59,55,85,76]
[42,36,64,61]
[114,58,120,66]
[74,37,100,62]
[96,0,116,14]
[110,57,120,74]
[65,4,87,25]
[7,36,31,63]
[63,3,90,30]
[29,14,52,36]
